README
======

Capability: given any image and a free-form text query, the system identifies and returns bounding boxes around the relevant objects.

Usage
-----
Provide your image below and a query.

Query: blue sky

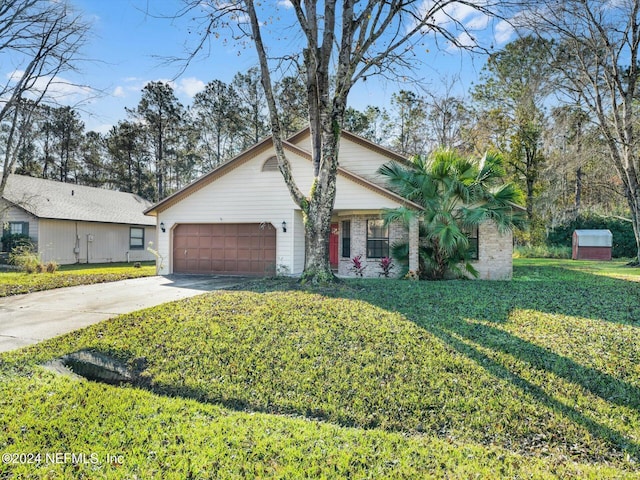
[53,0,515,134]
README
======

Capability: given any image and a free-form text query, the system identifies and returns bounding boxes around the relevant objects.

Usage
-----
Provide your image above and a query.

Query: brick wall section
[337,215,408,278]
[338,216,513,280]
[472,222,513,280]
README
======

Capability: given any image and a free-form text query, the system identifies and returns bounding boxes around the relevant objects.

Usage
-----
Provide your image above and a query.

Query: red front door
[329,223,339,268]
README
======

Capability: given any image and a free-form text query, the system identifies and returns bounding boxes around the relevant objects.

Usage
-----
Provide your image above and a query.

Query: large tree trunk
[303,205,334,282]
[301,120,342,283]
[245,0,347,283]
[629,182,640,263]
[608,147,640,263]
[574,166,582,216]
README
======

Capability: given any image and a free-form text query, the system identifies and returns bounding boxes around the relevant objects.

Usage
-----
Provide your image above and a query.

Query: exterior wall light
[160,222,166,233]
[282,221,287,233]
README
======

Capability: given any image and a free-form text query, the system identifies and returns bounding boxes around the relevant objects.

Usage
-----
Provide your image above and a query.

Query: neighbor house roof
[2,174,155,226]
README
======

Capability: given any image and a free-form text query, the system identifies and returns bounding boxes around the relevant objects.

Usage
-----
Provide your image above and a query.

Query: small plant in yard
[378,256,395,277]
[404,269,419,281]
[0,232,31,252]
[349,254,366,277]
[276,263,291,276]
[147,241,165,270]
[45,261,58,273]
[9,244,41,273]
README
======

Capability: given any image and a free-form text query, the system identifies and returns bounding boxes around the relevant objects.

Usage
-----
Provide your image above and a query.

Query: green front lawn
[1,259,639,478]
[516,257,640,282]
[0,262,155,297]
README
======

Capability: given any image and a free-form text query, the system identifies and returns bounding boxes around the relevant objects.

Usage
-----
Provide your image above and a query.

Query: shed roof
[2,174,155,226]
[574,229,613,247]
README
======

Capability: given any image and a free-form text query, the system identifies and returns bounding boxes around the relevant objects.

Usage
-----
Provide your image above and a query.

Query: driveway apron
[0,275,249,353]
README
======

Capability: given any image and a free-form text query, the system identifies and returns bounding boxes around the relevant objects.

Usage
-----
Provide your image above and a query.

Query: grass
[0,262,155,297]
[1,259,639,478]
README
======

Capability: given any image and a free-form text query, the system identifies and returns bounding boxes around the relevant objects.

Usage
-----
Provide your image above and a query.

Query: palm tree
[379,149,524,280]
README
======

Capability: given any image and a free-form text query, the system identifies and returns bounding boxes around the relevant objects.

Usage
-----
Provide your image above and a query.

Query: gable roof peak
[285,127,410,165]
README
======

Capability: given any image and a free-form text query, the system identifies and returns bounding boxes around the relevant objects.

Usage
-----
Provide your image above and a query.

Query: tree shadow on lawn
[509,262,640,325]
[438,269,639,327]
[239,265,640,463]
[343,304,637,455]
[426,321,640,462]
[40,263,640,465]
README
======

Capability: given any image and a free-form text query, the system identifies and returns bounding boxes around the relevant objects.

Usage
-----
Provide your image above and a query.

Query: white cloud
[277,0,293,8]
[452,31,477,50]
[122,77,148,93]
[132,77,205,99]
[92,123,114,135]
[6,70,93,101]
[418,0,497,52]
[420,1,484,29]
[494,19,515,45]
[113,86,126,97]
[177,77,206,97]
[466,13,490,31]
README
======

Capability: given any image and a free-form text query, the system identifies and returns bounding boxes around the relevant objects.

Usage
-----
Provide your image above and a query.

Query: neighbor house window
[130,227,145,249]
[465,225,479,260]
[7,222,29,236]
[366,219,389,258]
[341,220,351,258]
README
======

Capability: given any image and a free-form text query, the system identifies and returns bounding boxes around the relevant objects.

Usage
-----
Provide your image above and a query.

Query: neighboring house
[144,129,516,280]
[1,174,155,264]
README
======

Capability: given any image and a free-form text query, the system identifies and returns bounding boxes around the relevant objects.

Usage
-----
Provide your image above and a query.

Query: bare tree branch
[0,0,91,194]
[174,0,517,280]
[520,0,640,257]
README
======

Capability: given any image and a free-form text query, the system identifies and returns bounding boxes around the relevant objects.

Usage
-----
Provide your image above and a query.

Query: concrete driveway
[0,275,251,353]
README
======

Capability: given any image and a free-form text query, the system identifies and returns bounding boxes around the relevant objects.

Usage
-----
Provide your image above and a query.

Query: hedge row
[546,215,637,258]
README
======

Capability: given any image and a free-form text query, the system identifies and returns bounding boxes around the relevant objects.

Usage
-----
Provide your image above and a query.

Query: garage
[173,223,276,275]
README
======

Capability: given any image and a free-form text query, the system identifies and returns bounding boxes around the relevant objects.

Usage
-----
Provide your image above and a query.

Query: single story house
[1,174,155,264]
[144,129,516,280]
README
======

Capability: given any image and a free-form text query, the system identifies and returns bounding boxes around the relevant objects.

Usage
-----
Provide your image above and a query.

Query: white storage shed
[572,229,613,260]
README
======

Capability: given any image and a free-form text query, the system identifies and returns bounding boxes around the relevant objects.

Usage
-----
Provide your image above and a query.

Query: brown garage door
[173,223,276,275]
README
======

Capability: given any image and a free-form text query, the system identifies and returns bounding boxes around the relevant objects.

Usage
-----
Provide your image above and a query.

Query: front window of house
[366,219,389,258]
[341,220,351,258]
[465,225,479,260]
[130,227,145,250]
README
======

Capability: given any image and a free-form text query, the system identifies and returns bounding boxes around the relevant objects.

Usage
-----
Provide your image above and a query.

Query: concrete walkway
[0,275,249,353]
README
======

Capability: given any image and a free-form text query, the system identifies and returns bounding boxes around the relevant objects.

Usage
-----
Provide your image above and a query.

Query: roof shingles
[2,175,155,226]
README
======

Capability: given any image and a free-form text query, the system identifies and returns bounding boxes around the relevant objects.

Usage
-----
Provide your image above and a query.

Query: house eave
[144,136,275,216]
[145,130,422,216]
[286,128,412,166]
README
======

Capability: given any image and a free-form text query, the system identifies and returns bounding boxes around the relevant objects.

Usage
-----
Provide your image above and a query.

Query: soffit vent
[262,156,279,172]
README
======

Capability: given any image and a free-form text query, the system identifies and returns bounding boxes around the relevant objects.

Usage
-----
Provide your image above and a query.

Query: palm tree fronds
[381,206,418,228]
[379,147,525,280]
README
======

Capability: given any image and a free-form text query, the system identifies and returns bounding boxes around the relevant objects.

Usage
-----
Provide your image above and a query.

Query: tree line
[5,70,268,201]
[2,0,638,263]
[2,46,623,241]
